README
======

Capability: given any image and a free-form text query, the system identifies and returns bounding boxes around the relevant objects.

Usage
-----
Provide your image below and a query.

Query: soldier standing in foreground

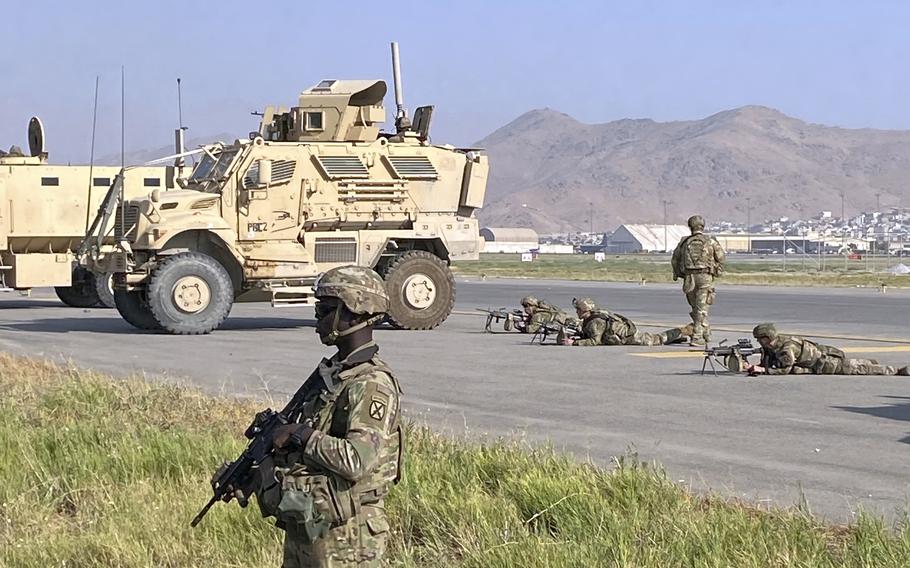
[218,266,402,567]
[562,297,693,346]
[672,215,726,346]
[746,323,909,376]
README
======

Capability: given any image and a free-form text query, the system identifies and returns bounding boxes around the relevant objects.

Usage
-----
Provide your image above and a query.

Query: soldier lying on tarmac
[515,296,570,334]
[745,323,910,376]
[561,297,694,347]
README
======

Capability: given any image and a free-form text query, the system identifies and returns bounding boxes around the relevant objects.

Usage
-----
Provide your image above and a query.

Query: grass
[453,254,910,288]
[2,353,910,566]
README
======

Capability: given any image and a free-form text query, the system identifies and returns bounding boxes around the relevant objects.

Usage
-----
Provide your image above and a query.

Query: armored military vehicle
[0,117,177,307]
[85,43,487,334]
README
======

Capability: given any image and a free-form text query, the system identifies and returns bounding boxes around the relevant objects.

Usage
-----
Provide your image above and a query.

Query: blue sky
[1,1,908,164]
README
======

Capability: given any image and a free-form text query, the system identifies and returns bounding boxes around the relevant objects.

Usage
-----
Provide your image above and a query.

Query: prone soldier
[671,215,726,346]
[516,296,570,334]
[746,323,909,376]
[562,297,693,347]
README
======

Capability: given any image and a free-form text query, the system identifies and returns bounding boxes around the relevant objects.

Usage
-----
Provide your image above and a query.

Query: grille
[314,238,357,263]
[314,155,369,179]
[114,205,140,240]
[243,159,297,188]
[386,156,438,179]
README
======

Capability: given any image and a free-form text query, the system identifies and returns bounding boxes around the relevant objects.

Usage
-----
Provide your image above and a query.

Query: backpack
[681,234,713,271]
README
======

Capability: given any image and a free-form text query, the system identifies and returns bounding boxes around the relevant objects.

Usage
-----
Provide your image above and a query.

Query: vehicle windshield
[188,147,242,192]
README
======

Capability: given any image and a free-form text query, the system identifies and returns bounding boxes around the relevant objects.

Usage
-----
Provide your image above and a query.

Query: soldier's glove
[211,461,254,504]
[272,423,316,450]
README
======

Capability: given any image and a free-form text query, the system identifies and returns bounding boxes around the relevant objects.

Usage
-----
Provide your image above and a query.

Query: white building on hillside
[606,224,690,253]
[480,227,539,253]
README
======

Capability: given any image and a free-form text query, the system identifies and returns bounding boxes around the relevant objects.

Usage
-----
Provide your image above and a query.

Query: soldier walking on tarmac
[216,266,402,567]
[672,215,726,346]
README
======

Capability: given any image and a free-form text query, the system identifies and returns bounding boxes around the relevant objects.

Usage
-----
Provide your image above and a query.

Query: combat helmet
[315,265,389,314]
[573,297,597,313]
[520,296,540,308]
[314,266,389,343]
[687,215,705,232]
[752,323,778,340]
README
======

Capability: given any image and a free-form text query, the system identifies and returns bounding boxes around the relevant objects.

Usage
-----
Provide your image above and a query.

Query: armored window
[144,178,161,187]
[305,111,324,132]
[93,177,111,187]
[41,177,59,186]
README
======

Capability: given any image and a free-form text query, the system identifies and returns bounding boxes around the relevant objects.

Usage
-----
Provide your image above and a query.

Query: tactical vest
[589,311,637,343]
[261,358,402,538]
[679,234,714,272]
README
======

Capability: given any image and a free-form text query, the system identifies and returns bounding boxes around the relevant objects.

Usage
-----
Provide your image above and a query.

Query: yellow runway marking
[632,345,910,359]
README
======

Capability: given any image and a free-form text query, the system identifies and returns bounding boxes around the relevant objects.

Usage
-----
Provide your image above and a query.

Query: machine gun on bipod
[533,319,582,345]
[476,307,528,332]
[700,338,763,375]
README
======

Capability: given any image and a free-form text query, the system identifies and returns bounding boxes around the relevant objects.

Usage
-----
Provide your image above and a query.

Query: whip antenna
[84,75,100,232]
[120,66,126,239]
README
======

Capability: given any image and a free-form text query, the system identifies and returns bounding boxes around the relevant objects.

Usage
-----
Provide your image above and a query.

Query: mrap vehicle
[84,43,488,334]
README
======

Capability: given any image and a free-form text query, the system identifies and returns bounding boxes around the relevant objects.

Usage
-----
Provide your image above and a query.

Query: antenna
[120,66,126,239]
[84,75,100,233]
[175,77,187,169]
[390,42,410,133]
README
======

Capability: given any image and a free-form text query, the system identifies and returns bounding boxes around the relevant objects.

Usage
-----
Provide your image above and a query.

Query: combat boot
[898,366,910,376]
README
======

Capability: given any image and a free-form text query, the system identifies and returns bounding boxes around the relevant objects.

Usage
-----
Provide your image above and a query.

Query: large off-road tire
[114,289,162,331]
[147,252,234,335]
[54,266,102,308]
[94,271,116,309]
[381,250,455,330]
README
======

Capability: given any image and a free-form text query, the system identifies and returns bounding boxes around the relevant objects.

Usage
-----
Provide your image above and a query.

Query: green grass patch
[2,353,910,567]
[453,254,910,288]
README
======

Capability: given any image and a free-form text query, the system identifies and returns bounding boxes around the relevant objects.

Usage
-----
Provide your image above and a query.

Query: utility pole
[745,197,752,253]
[589,201,594,235]
[662,199,670,252]
[841,191,847,271]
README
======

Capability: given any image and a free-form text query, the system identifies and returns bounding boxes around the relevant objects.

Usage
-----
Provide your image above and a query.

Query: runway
[1,278,908,521]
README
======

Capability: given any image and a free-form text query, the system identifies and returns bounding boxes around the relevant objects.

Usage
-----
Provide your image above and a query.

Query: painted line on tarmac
[632,345,910,359]
[454,310,910,345]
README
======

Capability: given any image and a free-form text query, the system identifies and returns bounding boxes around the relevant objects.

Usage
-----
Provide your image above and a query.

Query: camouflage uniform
[672,215,726,345]
[571,298,692,346]
[257,267,402,567]
[524,300,569,334]
[753,323,909,376]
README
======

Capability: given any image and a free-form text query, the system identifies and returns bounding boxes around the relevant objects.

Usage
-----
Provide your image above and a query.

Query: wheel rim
[172,276,211,314]
[402,273,436,310]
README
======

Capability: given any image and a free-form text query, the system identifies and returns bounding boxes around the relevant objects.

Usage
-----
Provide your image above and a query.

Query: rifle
[533,319,581,344]
[699,338,763,375]
[476,307,528,332]
[191,369,320,527]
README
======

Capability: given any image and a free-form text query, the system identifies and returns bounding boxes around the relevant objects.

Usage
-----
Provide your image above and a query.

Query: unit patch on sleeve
[369,398,386,421]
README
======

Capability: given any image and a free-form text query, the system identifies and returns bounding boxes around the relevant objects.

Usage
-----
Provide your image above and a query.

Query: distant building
[480,227,539,253]
[605,224,689,253]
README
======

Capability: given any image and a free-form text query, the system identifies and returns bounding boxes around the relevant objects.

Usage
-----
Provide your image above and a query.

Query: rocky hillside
[475,106,910,233]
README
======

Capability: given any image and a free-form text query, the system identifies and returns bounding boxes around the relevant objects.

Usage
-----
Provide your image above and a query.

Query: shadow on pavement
[0,299,70,310]
[0,316,315,334]
[833,395,910,444]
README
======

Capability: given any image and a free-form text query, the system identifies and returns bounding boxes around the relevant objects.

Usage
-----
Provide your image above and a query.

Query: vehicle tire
[114,289,162,330]
[380,250,455,330]
[54,266,102,308]
[94,271,116,309]
[147,252,234,335]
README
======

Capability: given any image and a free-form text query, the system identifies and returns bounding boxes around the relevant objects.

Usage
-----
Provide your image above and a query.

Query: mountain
[474,106,910,233]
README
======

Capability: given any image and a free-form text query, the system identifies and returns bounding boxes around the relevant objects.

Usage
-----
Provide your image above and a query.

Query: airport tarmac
[1,278,908,521]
